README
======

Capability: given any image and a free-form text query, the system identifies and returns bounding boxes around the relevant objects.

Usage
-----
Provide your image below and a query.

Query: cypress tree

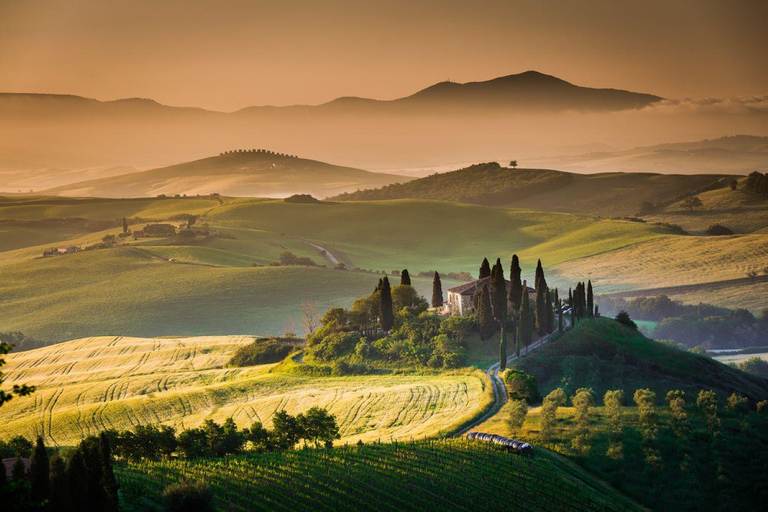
[476,285,495,340]
[431,272,443,308]
[545,289,554,335]
[12,456,26,480]
[587,280,594,317]
[479,258,491,279]
[122,217,128,233]
[518,291,533,355]
[400,269,411,286]
[534,261,547,336]
[558,304,564,333]
[508,254,523,310]
[30,436,50,504]
[50,455,68,512]
[499,325,507,371]
[67,448,89,512]
[490,258,507,321]
[100,433,120,512]
[553,288,559,308]
[580,282,587,318]
[379,277,394,332]
[568,287,573,308]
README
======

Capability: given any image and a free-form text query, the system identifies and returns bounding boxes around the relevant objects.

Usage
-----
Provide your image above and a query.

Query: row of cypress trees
[1,434,119,512]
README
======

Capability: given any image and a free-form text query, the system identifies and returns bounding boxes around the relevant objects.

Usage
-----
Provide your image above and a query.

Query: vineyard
[117,440,641,511]
[0,335,489,445]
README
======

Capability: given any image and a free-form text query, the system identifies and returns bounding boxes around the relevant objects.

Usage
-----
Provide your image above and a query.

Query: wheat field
[0,336,489,446]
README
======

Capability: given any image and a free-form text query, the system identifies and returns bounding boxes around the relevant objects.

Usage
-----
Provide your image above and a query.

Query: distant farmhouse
[444,276,535,316]
[43,245,81,257]
[134,223,177,239]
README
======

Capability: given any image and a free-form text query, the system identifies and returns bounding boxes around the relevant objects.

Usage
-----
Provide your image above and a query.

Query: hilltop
[39,150,409,198]
[518,317,768,401]
[333,161,737,217]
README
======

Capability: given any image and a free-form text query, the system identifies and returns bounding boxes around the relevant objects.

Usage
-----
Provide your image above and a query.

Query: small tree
[615,311,637,330]
[499,325,507,371]
[479,258,491,279]
[431,272,443,308]
[633,389,657,425]
[681,197,703,210]
[697,390,720,435]
[302,300,319,335]
[379,277,394,332]
[508,399,528,437]
[122,217,128,233]
[571,388,594,454]
[603,390,625,459]
[586,281,594,317]
[726,393,749,415]
[475,285,495,341]
[508,254,523,311]
[509,160,518,169]
[163,480,215,512]
[539,388,567,442]
[400,269,411,286]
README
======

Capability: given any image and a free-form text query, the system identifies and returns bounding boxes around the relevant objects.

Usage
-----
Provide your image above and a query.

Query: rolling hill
[0,335,489,446]
[333,161,737,217]
[40,151,409,198]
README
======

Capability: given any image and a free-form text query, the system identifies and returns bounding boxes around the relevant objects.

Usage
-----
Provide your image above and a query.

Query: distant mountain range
[40,150,409,198]
[0,71,662,117]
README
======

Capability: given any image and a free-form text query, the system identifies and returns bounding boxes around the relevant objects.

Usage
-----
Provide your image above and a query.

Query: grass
[115,440,640,512]
[0,335,487,447]
[712,350,768,365]
[516,318,768,401]
[0,248,455,342]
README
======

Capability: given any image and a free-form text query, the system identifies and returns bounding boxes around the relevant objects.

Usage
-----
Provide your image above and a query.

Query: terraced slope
[0,336,489,446]
[116,440,642,512]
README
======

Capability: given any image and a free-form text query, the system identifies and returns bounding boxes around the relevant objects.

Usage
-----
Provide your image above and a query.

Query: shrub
[504,369,540,404]
[162,480,215,512]
[508,399,528,437]
[228,337,301,366]
[615,311,637,330]
[726,393,749,414]
[705,224,734,236]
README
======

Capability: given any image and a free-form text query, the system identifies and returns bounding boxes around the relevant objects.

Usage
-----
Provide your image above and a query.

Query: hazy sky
[1,0,766,111]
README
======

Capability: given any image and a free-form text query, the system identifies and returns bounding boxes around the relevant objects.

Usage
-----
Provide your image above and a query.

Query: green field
[116,440,642,512]
[0,195,679,342]
[0,335,491,446]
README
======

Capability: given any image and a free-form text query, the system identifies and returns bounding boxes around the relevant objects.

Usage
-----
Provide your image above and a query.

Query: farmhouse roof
[447,277,535,296]
[3,457,30,479]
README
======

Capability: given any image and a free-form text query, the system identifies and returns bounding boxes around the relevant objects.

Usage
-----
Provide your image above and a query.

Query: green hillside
[518,318,768,401]
[116,440,642,512]
[41,151,409,199]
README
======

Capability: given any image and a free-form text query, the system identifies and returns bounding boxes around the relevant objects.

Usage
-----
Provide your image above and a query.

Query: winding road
[305,241,343,266]
[455,310,571,437]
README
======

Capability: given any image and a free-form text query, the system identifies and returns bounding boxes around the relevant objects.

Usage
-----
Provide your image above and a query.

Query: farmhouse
[444,277,535,316]
[57,245,81,255]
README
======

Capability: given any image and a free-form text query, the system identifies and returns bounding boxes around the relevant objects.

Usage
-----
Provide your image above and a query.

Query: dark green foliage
[284,194,320,204]
[11,457,26,480]
[67,449,89,512]
[272,410,303,449]
[30,437,50,504]
[308,331,361,361]
[228,336,301,366]
[391,285,427,312]
[272,251,319,267]
[163,480,215,512]
[490,258,507,321]
[121,217,128,233]
[587,280,594,317]
[431,272,443,308]
[400,269,411,286]
[475,285,495,341]
[504,369,540,404]
[615,310,637,329]
[49,455,67,512]
[379,276,394,332]
[99,434,120,512]
[518,291,533,352]
[733,357,768,378]
[508,254,523,310]
[499,326,507,371]
[534,260,548,335]
[479,258,491,279]
[744,171,768,197]
[112,424,178,461]
[517,317,768,401]
[298,407,341,448]
[545,289,554,334]
[177,429,209,459]
[705,224,734,236]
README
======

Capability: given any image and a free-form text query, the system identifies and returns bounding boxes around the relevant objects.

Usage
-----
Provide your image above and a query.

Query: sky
[1,0,767,111]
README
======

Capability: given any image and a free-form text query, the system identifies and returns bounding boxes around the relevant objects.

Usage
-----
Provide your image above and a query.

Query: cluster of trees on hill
[744,171,768,196]
[220,149,299,158]
[600,295,768,348]
[227,336,303,366]
[333,162,572,205]
[1,434,119,512]
[268,251,320,267]
[103,409,339,461]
